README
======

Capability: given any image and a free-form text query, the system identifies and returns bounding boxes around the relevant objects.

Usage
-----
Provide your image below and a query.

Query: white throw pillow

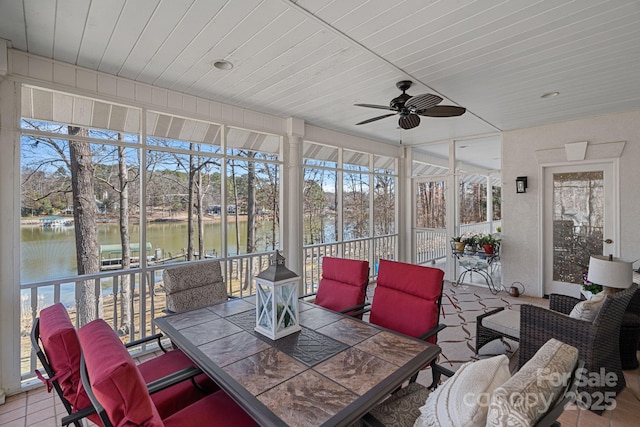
[413,355,511,427]
[569,292,607,321]
[485,338,579,427]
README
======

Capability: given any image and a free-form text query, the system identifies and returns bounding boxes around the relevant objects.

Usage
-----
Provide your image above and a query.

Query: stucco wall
[502,110,640,297]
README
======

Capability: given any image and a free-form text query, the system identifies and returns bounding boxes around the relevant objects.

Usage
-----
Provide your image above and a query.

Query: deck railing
[21,225,499,381]
[414,220,502,265]
[19,251,275,381]
[414,228,447,264]
[301,234,397,294]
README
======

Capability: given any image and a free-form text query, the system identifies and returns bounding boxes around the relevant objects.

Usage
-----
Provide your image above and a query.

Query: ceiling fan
[355,80,466,130]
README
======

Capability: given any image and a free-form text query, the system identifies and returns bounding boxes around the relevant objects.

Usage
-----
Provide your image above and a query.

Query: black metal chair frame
[31,317,201,426]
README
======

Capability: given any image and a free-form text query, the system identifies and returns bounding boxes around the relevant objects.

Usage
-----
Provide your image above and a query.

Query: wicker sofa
[475,284,637,411]
[518,284,637,406]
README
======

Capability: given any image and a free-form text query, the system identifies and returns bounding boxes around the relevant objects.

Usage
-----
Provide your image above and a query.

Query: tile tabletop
[155,299,440,427]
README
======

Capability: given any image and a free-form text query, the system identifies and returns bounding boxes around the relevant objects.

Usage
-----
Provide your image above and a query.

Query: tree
[343,171,369,239]
[373,174,395,235]
[246,152,256,254]
[303,178,327,245]
[68,126,101,325]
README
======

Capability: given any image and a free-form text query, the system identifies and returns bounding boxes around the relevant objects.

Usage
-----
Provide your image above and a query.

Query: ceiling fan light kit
[355,80,466,130]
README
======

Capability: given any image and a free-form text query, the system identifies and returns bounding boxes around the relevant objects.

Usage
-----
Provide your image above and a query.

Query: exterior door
[543,162,617,296]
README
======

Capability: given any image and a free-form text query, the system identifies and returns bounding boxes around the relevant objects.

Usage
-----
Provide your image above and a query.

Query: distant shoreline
[21,213,251,226]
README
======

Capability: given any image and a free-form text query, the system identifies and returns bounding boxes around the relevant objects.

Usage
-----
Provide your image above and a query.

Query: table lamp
[587,254,633,294]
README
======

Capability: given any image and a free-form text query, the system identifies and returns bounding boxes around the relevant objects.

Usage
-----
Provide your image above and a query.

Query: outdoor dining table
[154,297,441,427]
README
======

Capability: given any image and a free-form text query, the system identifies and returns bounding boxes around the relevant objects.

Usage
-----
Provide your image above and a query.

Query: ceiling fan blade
[354,103,395,111]
[356,113,397,125]
[398,114,420,130]
[405,93,443,111]
[417,105,467,117]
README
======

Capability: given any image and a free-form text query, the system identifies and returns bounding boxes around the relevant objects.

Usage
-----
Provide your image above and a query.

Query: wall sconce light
[516,176,528,193]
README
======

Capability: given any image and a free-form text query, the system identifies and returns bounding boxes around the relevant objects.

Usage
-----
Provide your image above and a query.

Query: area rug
[414,281,548,385]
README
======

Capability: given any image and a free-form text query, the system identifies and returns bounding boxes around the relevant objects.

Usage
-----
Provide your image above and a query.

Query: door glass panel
[552,171,604,284]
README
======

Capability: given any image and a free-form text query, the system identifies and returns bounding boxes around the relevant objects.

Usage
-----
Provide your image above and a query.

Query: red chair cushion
[163,390,255,427]
[137,349,212,419]
[78,319,163,427]
[370,259,444,342]
[38,304,91,411]
[320,257,369,286]
[314,257,369,312]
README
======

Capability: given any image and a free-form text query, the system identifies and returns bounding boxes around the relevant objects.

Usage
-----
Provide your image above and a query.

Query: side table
[620,312,640,370]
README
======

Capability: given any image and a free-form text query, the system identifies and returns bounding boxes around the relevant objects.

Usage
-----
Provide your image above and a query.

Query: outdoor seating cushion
[161,391,256,427]
[366,382,432,427]
[481,308,521,339]
[77,320,211,419]
[135,348,214,419]
[38,303,90,410]
[78,319,163,426]
[80,319,255,427]
[314,257,369,313]
[486,338,579,427]
[370,259,444,342]
[569,292,607,322]
[414,355,511,427]
[163,260,227,312]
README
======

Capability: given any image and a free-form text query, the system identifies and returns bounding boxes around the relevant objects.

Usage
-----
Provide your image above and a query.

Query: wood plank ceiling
[1,0,639,150]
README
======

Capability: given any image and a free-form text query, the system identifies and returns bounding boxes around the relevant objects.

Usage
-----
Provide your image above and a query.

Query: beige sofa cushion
[414,355,511,427]
[485,338,579,427]
[569,292,607,322]
[481,308,520,339]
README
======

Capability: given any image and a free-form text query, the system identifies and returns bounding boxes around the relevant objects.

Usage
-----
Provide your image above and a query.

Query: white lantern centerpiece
[254,251,301,340]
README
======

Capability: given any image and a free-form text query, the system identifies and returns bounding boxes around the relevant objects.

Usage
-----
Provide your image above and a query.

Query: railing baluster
[139,272,147,343]
[113,274,119,335]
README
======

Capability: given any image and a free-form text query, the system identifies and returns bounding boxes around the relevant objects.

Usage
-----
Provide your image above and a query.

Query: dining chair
[309,256,370,316]
[364,259,446,387]
[363,339,583,427]
[32,303,215,425]
[78,319,255,427]
[162,259,229,313]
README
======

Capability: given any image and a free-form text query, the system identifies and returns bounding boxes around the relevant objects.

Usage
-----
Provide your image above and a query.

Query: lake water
[20,220,284,308]
[20,217,343,307]
[20,220,280,282]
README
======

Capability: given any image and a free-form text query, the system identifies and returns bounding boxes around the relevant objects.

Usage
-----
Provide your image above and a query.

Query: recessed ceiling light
[541,91,560,98]
[459,145,469,148]
[213,60,233,70]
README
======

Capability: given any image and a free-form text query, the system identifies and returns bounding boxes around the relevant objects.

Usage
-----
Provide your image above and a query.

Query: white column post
[446,141,458,281]
[0,76,21,401]
[284,118,304,285]
[397,146,412,263]
[487,174,494,232]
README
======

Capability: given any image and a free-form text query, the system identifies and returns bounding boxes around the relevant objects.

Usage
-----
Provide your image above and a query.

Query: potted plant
[477,234,499,255]
[581,272,602,299]
[462,233,478,253]
[451,236,466,252]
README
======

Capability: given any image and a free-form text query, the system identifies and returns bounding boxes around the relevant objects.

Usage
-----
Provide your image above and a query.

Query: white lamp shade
[587,255,633,289]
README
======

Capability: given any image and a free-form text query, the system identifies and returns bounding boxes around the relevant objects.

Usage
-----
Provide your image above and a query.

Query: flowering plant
[582,272,602,294]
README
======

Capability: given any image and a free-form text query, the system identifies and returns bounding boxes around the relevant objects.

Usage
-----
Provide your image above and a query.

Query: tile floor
[1,281,639,426]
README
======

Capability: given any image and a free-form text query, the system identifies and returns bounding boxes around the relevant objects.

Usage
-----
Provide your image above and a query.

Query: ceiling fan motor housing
[390,93,411,109]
